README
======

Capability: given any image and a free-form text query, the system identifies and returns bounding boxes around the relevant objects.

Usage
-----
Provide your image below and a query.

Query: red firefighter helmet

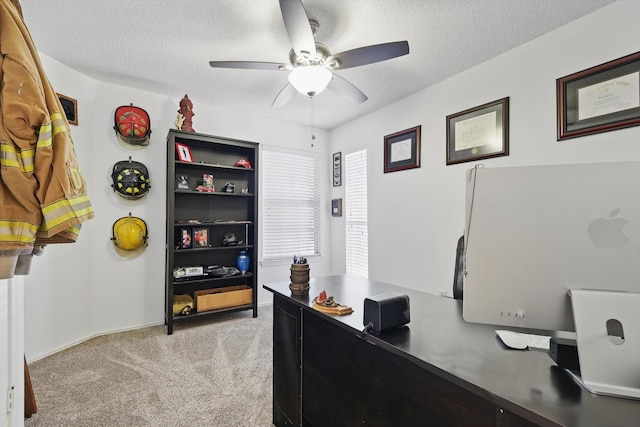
[114,104,151,145]
[234,159,252,169]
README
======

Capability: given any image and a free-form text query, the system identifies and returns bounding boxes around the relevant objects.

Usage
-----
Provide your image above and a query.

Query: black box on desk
[549,337,580,373]
[363,293,410,334]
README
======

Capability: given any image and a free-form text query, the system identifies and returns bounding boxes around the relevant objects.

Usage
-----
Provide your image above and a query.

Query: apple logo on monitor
[588,208,629,248]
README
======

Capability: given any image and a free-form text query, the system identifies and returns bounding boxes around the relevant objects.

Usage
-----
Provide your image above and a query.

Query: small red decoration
[178,94,195,133]
[317,290,327,304]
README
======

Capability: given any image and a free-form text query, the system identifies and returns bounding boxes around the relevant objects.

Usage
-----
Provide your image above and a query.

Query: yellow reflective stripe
[0,220,39,244]
[37,223,81,239]
[37,122,52,149]
[67,224,81,235]
[3,113,69,170]
[37,113,72,150]
[40,195,94,232]
[51,112,64,123]
[51,112,68,138]
[72,205,94,219]
[0,144,20,168]
[40,194,93,217]
[0,143,35,172]
[19,147,34,172]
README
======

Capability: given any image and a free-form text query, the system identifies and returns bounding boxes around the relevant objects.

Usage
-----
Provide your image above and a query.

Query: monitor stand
[568,289,640,400]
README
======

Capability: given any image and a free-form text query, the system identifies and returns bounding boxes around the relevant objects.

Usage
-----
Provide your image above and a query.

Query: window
[345,149,368,278]
[262,148,320,263]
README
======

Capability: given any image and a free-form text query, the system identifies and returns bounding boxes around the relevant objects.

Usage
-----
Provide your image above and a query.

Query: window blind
[345,149,368,278]
[262,149,320,262]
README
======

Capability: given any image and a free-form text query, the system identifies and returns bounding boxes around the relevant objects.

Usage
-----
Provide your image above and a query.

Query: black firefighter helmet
[111,157,151,199]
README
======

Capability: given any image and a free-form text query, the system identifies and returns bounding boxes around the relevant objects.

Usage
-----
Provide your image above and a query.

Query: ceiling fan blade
[326,41,409,70]
[279,0,316,58]
[209,61,287,71]
[272,83,298,108]
[327,73,368,104]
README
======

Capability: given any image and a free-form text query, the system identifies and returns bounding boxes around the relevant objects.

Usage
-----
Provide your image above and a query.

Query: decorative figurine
[174,113,184,130]
[311,290,353,315]
[176,94,195,133]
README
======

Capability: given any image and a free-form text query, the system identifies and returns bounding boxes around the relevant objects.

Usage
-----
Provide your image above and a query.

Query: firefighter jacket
[0,0,95,278]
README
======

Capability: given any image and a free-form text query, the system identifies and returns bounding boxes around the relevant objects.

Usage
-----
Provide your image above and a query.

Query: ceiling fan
[209,0,410,107]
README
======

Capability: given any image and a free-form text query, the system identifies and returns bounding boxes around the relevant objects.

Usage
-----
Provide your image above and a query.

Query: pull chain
[310,95,316,147]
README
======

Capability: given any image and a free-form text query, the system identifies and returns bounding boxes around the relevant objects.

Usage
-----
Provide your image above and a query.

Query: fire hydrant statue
[175,94,195,133]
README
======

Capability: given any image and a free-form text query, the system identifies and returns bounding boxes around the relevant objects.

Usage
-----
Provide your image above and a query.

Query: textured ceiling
[20,0,615,130]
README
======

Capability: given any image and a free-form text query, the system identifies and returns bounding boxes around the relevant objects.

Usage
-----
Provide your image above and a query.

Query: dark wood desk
[264,275,640,427]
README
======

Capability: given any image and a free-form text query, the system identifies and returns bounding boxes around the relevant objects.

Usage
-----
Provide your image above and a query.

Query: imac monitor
[462,161,640,333]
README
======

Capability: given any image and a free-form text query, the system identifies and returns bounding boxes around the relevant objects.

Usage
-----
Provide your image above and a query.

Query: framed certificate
[384,126,421,173]
[557,50,640,140]
[446,97,509,165]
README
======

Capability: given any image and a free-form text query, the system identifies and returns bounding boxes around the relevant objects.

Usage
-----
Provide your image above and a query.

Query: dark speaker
[363,293,410,334]
[549,337,580,373]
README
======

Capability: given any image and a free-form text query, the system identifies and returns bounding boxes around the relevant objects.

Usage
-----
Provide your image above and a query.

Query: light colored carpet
[24,305,274,426]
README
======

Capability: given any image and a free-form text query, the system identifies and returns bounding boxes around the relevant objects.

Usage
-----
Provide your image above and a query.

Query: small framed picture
[57,93,78,126]
[202,174,214,190]
[331,198,342,217]
[180,228,192,249]
[384,126,421,173]
[333,152,342,186]
[175,143,193,162]
[176,175,189,189]
[193,228,209,247]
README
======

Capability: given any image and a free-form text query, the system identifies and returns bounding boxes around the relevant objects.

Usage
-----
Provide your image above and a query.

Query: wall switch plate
[6,386,14,413]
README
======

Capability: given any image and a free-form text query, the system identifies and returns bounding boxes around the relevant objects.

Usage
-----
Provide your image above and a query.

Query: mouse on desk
[495,330,528,350]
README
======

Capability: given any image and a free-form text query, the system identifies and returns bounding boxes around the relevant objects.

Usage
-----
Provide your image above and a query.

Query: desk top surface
[264,275,640,427]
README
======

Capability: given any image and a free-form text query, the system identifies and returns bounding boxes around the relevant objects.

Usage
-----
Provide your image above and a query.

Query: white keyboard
[495,330,551,351]
[518,332,551,350]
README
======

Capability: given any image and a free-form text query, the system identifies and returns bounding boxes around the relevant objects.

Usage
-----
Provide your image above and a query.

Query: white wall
[329,1,640,295]
[23,56,331,361]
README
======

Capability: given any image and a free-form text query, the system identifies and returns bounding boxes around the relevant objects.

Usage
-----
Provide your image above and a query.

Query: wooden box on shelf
[195,285,253,312]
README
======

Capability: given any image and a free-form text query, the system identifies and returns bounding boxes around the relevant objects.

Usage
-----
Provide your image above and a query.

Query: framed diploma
[384,125,421,173]
[557,51,640,140]
[446,97,509,166]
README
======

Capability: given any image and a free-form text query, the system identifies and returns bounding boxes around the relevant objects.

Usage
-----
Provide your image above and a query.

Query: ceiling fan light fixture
[288,66,332,97]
